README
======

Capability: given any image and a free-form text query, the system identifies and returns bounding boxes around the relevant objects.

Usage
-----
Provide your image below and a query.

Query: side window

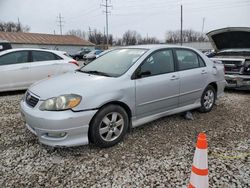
[198,56,206,67]
[176,50,200,71]
[139,49,174,77]
[0,51,28,66]
[32,51,59,62]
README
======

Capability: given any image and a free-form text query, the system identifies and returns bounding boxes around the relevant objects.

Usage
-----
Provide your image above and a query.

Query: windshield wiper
[79,70,112,77]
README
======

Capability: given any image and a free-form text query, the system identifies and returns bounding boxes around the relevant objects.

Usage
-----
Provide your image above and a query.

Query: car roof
[114,44,196,51]
[0,48,66,55]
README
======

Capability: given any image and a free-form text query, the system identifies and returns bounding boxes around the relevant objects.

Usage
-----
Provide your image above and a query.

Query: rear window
[31,51,62,62]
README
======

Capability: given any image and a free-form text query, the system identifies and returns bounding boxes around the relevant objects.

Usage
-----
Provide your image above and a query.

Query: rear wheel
[89,105,129,148]
[199,85,216,113]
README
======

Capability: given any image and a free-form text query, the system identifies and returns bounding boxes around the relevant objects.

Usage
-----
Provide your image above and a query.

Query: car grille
[25,92,39,108]
[221,60,243,74]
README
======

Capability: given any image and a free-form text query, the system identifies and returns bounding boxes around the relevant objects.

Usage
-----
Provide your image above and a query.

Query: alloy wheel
[203,89,214,110]
[99,112,124,142]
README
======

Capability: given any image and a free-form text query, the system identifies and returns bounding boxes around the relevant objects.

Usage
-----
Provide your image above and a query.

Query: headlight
[244,60,250,72]
[39,94,82,111]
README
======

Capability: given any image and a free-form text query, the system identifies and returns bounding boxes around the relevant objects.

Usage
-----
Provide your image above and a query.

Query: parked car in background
[95,49,112,59]
[0,48,78,92]
[71,48,91,60]
[21,45,226,148]
[83,49,103,63]
[0,40,12,52]
[207,27,250,90]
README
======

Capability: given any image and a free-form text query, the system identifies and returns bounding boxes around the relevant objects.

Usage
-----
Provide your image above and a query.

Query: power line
[101,0,112,48]
[57,13,65,35]
[112,0,249,16]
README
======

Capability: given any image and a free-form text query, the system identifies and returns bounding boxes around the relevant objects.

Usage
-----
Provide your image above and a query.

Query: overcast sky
[0,0,249,40]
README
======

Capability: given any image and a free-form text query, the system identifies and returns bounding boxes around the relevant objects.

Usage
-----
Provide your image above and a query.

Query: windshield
[79,48,147,77]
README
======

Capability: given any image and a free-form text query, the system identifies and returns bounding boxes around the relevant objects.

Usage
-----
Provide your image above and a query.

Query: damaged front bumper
[225,74,250,90]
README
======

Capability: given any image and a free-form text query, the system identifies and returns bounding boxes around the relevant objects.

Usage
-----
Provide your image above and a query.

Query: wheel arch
[88,101,132,143]
[208,82,218,98]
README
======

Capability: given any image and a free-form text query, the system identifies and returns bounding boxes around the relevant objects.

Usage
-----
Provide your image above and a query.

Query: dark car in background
[207,27,250,90]
[71,48,91,60]
[0,40,12,52]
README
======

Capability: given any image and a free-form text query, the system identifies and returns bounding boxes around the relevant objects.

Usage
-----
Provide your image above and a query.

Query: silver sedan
[20,45,226,148]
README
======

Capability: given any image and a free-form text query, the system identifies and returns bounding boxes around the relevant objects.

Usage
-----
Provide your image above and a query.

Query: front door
[0,50,30,91]
[135,49,179,118]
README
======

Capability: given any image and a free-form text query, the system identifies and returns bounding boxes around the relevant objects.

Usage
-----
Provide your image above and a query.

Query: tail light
[69,60,79,66]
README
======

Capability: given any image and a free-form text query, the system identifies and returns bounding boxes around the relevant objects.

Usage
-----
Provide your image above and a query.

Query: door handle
[170,75,179,80]
[201,70,207,74]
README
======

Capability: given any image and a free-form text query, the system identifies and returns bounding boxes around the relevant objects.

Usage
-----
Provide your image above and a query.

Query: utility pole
[202,17,205,34]
[101,0,112,49]
[89,26,92,36]
[180,4,183,46]
[103,27,106,46]
[57,13,64,35]
[89,26,97,44]
[17,17,21,32]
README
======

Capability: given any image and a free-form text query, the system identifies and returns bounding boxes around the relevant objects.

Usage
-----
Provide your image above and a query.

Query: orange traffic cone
[188,133,209,188]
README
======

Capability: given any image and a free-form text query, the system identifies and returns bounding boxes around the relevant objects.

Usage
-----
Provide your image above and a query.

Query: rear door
[0,50,30,91]
[29,50,64,83]
[174,49,208,107]
[135,49,179,118]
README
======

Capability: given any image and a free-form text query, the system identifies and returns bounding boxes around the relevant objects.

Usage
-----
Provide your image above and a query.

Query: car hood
[29,71,114,100]
[206,27,250,52]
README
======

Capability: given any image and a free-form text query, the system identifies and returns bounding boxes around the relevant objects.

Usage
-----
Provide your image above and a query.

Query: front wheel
[89,105,129,148]
[199,85,216,113]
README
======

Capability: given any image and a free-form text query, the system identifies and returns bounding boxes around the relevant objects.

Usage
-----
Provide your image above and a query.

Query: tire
[199,85,216,113]
[89,105,129,148]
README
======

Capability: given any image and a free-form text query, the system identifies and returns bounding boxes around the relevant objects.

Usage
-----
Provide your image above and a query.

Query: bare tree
[66,29,87,39]
[0,21,30,32]
[166,29,208,43]
[88,29,113,45]
[122,30,141,45]
[139,37,160,44]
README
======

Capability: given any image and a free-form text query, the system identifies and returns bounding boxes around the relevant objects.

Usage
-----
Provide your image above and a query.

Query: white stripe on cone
[190,172,208,188]
[193,148,208,169]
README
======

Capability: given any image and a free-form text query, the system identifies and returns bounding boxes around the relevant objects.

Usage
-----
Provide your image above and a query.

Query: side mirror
[137,70,151,78]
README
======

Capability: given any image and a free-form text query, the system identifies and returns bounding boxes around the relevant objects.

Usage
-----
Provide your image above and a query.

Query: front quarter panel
[72,77,136,115]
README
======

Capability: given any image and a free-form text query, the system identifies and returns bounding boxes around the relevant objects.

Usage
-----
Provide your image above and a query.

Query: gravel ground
[0,91,249,187]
